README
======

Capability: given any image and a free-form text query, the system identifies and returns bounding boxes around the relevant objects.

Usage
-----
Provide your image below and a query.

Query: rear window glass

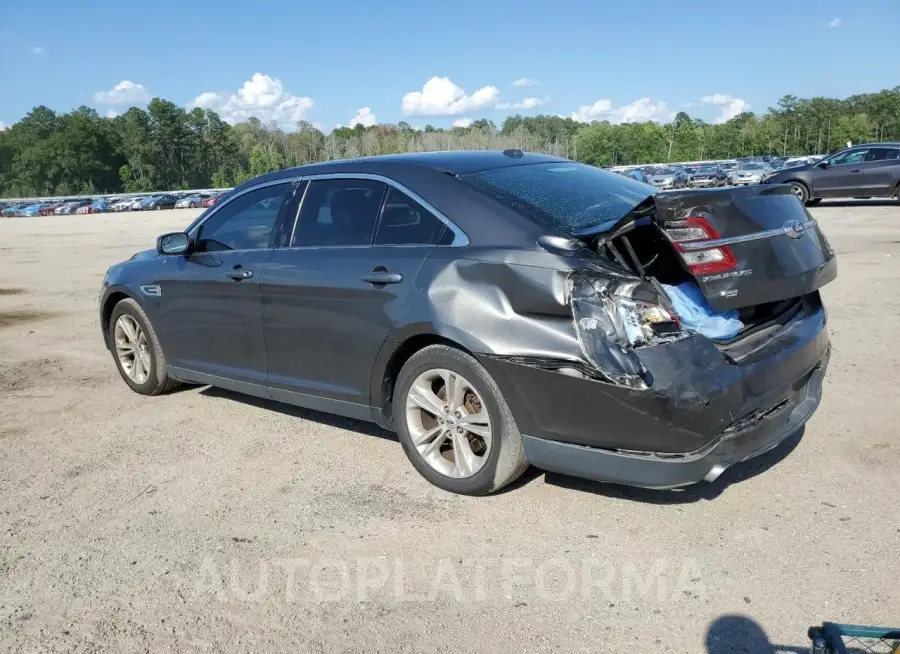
[459,162,653,236]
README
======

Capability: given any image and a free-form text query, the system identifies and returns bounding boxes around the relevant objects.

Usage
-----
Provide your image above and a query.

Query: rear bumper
[521,347,828,488]
[477,299,831,488]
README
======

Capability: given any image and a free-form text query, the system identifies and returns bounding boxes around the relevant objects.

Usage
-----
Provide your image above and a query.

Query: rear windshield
[460,162,653,235]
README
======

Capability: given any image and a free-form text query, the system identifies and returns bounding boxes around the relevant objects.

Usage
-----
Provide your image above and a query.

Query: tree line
[1,87,899,197]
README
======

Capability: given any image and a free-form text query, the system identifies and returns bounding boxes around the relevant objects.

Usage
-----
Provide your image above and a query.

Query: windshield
[654,168,677,175]
[697,165,718,173]
[739,163,763,170]
[459,162,653,236]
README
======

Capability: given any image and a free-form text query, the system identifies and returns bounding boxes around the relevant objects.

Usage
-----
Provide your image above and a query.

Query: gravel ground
[1,203,899,653]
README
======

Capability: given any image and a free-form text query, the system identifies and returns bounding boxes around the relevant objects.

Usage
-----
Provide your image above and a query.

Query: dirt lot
[1,204,899,652]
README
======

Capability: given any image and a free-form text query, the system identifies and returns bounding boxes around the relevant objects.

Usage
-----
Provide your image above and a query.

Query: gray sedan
[175,194,209,209]
[647,167,688,190]
[729,163,769,186]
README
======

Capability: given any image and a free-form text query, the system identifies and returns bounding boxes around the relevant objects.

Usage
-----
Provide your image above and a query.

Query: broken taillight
[664,216,737,275]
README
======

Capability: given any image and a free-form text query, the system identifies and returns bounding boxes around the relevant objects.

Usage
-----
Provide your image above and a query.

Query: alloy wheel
[114,315,151,384]
[405,368,492,478]
[790,183,807,203]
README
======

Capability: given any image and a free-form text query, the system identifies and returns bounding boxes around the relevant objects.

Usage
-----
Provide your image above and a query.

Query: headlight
[568,275,685,389]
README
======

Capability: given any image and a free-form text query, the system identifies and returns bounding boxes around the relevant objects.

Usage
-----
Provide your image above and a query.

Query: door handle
[849,169,861,173]
[225,267,253,281]
[361,270,403,285]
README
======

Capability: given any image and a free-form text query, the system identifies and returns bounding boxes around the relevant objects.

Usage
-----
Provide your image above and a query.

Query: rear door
[261,177,448,414]
[863,147,900,195]
[654,184,836,311]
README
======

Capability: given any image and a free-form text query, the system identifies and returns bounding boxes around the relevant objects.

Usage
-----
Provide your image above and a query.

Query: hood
[128,248,159,262]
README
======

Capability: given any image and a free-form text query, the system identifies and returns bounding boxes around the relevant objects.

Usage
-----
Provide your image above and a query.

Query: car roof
[232,150,569,193]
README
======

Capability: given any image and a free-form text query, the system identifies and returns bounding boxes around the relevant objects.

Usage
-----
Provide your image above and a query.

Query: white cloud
[828,17,842,28]
[92,80,151,105]
[512,78,539,88]
[452,118,474,128]
[105,109,120,119]
[0,121,8,131]
[496,96,547,110]
[571,97,674,124]
[348,106,376,128]
[190,73,314,130]
[700,93,750,123]
[32,45,44,55]
[402,76,499,116]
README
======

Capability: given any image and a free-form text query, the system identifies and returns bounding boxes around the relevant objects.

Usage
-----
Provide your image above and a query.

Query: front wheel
[108,298,180,396]
[789,181,809,204]
[189,202,196,208]
[393,345,528,495]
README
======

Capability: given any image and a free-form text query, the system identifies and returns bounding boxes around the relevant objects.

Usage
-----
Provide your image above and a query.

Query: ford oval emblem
[784,220,806,238]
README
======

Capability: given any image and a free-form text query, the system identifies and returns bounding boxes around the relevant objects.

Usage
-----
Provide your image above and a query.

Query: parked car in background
[175,193,209,209]
[112,197,136,212]
[201,192,225,208]
[91,199,111,213]
[687,164,728,188]
[22,203,51,217]
[647,166,689,190]
[143,194,178,211]
[99,151,835,495]
[729,162,769,186]
[765,142,900,204]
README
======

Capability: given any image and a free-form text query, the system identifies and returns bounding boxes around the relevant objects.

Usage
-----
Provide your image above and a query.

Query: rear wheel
[109,298,180,396]
[189,202,196,208]
[393,345,528,495]
[789,181,809,204]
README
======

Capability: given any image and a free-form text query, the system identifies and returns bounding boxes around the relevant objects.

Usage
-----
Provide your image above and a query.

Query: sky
[0,0,898,132]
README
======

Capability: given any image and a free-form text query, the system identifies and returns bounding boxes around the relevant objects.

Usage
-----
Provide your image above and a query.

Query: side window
[196,183,290,252]
[292,179,387,247]
[867,148,900,161]
[828,149,869,166]
[374,187,447,246]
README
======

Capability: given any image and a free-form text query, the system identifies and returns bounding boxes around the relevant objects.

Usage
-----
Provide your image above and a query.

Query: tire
[189,202,196,209]
[155,204,162,211]
[108,298,180,396]
[392,345,528,495]
[893,183,900,200]
[789,181,809,204]
[805,198,822,206]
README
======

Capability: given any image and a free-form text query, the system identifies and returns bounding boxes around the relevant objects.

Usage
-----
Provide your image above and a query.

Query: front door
[262,178,450,416]
[812,147,870,197]
[155,182,295,391]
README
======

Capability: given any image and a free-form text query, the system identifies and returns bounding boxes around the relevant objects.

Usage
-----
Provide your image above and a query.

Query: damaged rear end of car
[460,163,835,488]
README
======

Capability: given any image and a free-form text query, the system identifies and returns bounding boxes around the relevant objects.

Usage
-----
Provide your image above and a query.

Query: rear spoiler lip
[678,218,818,252]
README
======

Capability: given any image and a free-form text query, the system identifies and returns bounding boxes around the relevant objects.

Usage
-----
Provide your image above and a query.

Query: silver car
[647,167,688,190]
[729,162,769,186]
[174,193,209,209]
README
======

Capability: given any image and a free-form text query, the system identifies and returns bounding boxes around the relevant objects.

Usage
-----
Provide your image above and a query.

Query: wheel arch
[100,287,139,350]
[371,333,474,430]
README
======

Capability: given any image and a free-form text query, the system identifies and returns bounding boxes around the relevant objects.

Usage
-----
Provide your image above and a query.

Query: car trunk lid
[648,185,837,311]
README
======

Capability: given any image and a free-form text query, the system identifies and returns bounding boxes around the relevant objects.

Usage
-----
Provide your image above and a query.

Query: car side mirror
[157,232,190,255]
[817,161,829,169]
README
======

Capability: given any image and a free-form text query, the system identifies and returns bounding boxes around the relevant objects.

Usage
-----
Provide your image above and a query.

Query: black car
[99,151,835,495]
[765,143,900,204]
[687,164,728,188]
[145,194,179,210]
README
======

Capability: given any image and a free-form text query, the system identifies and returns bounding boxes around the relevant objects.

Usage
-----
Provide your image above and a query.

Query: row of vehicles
[613,143,900,204]
[614,155,824,190]
[0,191,226,217]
